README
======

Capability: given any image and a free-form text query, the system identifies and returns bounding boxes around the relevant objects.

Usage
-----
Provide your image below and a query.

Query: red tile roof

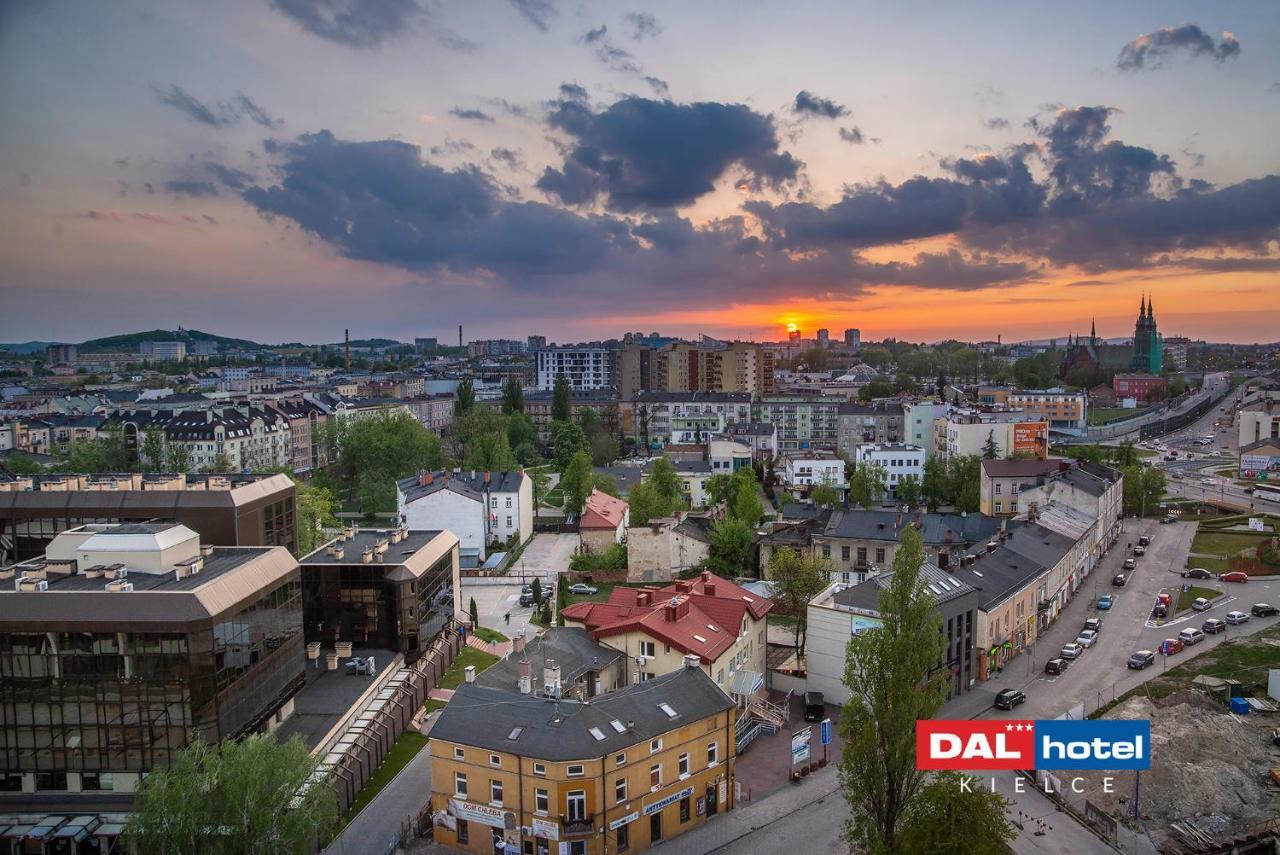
[579,489,629,530]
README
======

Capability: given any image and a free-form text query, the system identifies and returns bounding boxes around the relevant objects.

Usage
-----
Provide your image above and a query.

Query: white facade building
[396,469,532,566]
[779,451,845,496]
[853,443,926,499]
[536,345,614,391]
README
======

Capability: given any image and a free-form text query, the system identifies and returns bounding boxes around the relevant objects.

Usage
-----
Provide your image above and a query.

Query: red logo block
[916,720,1035,770]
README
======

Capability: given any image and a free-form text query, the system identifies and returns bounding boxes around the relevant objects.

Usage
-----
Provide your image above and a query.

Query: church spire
[1090,317,1097,345]
[1139,293,1146,320]
[1147,295,1153,320]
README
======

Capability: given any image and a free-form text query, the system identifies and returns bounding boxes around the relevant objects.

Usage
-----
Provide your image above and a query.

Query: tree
[1,453,43,475]
[627,480,682,526]
[531,577,543,605]
[209,452,234,473]
[165,442,191,473]
[463,426,517,472]
[981,430,1000,460]
[124,733,337,855]
[293,477,339,555]
[648,457,682,505]
[896,771,1015,855]
[809,474,842,510]
[501,377,525,414]
[839,526,1012,853]
[1113,439,1138,468]
[551,374,572,423]
[859,346,891,370]
[141,428,166,472]
[552,421,589,472]
[454,377,476,415]
[849,462,888,509]
[706,516,754,577]
[727,467,764,525]
[921,456,948,511]
[468,596,479,627]
[859,378,895,401]
[555,579,567,626]
[770,547,830,657]
[948,455,982,514]
[704,473,735,507]
[801,347,829,371]
[1121,465,1165,516]
[329,411,445,514]
[560,451,594,517]
[896,473,922,508]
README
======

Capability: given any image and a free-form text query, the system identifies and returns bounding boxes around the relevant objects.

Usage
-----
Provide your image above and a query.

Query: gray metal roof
[396,469,524,504]
[822,510,1004,545]
[474,628,623,693]
[833,561,978,611]
[431,665,733,761]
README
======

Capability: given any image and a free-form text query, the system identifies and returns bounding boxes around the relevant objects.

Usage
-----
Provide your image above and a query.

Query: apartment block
[537,346,615,391]
[753,396,840,451]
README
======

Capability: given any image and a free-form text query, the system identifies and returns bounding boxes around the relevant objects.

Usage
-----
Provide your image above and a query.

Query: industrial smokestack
[458,324,463,348]
[344,329,351,370]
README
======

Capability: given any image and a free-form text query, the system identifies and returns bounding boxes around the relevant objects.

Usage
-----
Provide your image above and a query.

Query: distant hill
[331,338,405,348]
[78,329,264,353]
[0,341,55,355]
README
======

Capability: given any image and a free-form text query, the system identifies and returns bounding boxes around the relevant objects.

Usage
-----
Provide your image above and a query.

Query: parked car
[1152,603,1168,619]
[1161,515,1177,524]
[1202,618,1227,634]
[1098,595,1114,610]
[1157,593,1173,607]
[1060,642,1084,660]
[1251,603,1279,617]
[1225,610,1250,625]
[1178,627,1205,646]
[804,691,825,722]
[1113,573,1128,587]
[1083,617,1104,632]
[1123,558,1136,570]
[1076,629,1099,648]
[1158,638,1184,655]
[1045,658,1069,676]
[1200,477,1215,486]
[1138,535,1152,547]
[519,591,535,607]
[1127,650,1155,669]
[1191,597,1212,611]
[1220,571,1249,583]
[1184,568,1213,580]
[994,689,1026,710]
[1133,545,1146,556]
[567,583,599,595]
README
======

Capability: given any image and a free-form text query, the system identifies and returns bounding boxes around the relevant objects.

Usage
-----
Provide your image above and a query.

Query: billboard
[1013,422,1047,458]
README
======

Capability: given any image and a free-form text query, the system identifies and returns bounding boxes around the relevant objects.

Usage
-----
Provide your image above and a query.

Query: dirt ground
[1077,690,1280,849]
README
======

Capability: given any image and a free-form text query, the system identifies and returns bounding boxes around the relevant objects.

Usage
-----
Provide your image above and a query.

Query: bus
[1253,483,1280,505]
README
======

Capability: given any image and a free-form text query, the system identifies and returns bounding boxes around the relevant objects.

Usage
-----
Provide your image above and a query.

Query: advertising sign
[607,811,638,832]
[1013,423,1045,457]
[450,799,507,829]
[1249,517,1265,532]
[644,785,695,816]
[820,718,831,746]
[791,727,812,764]
[531,817,559,840]
[916,719,1151,771]
[851,614,883,635]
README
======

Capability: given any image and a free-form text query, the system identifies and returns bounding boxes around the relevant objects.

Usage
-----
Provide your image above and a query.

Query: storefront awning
[730,670,763,696]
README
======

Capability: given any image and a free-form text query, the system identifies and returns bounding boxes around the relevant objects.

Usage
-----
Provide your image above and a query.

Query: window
[649,738,662,754]
[566,790,587,821]
[506,497,512,508]
[81,771,113,791]
[489,753,501,767]
[454,772,467,798]
[650,764,662,788]
[615,751,626,766]
[506,516,512,527]
[617,823,630,851]
[707,741,719,765]
[875,548,886,564]
[716,669,724,685]
[639,640,655,658]
[821,544,830,558]
[536,788,549,815]
[841,545,850,561]
[533,762,546,776]
[678,753,690,778]
[658,702,678,718]
[995,483,1002,494]
[680,796,691,822]
[457,819,469,844]
[995,502,1002,513]
[857,547,867,564]
[491,779,503,805]
[615,777,627,803]
[567,764,585,777]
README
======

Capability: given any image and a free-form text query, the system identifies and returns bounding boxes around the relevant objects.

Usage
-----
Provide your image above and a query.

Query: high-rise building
[618,342,774,398]
[140,340,186,361]
[527,335,547,351]
[843,328,861,349]
[1130,294,1163,374]
[415,337,438,353]
[788,328,802,345]
[816,329,829,348]
[1162,336,1190,371]
[536,345,615,391]
[45,343,76,364]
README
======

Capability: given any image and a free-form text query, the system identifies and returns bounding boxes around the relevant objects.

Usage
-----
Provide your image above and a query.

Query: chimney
[683,654,701,670]
[513,631,525,655]
[636,590,651,607]
[704,581,716,597]
[675,581,691,594]
[362,547,373,564]
[464,665,476,683]
[543,661,562,697]
[518,659,533,695]
[419,471,433,487]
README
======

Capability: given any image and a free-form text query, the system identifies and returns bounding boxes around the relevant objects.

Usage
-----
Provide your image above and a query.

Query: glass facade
[303,552,453,654]
[0,577,303,777]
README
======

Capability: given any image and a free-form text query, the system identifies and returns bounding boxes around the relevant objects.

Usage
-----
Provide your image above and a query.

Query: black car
[1184,568,1214,580]
[518,592,535,607]
[1152,603,1168,619]
[1112,574,1127,587]
[1127,650,1156,670]
[1138,535,1152,547]
[1044,658,1069,675]
[1161,515,1177,524]
[804,691,825,722]
[1252,603,1280,617]
[994,689,1026,710]
[1202,618,1227,634]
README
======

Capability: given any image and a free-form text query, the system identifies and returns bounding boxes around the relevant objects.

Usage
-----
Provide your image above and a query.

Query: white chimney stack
[518,659,532,695]
[543,660,562,698]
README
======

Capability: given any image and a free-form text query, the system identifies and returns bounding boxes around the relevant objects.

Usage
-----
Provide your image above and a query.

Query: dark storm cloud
[164,180,218,197]
[509,0,554,31]
[793,90,848,119]
[205,161,254,190]
[1037,106,1176,204]
[624,12,662,40]
[156,84,229,128]
[232,93,282,128]
[450,107,495,123]
[838,127,865,144]
[1117,25,1242,71]
[645,76,670,96]
[269,0,424,48]
[854,250,1039,290]
[538,96,800,211]
[243,130,628,276]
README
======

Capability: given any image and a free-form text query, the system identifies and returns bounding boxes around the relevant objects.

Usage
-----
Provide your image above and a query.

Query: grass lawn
[437,647,499,691]
[472,627,509,644]
[338,731,428,828]
[1175,585,1222,612]
[421,698,448,716]
[1088,407,1142,425]
[1190,530,1271,559]
[1186,555,1229,573]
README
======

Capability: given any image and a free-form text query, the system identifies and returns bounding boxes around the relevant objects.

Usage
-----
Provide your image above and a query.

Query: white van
[1178,627,1205,646]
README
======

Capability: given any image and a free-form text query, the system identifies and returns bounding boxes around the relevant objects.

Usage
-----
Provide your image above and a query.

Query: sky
[1,0,1278,347]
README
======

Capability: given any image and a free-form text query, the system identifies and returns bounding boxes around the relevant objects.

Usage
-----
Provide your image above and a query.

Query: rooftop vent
[16,575,49,593]
[105,578,134,593]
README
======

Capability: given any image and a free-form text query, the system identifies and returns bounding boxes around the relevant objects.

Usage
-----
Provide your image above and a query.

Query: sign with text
[644,785,694,816]
[791,727,812,764]
[917,719,1151,771]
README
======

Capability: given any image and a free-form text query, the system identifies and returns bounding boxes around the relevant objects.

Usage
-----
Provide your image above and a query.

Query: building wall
[401,489,486,561]
[625,526,709,582]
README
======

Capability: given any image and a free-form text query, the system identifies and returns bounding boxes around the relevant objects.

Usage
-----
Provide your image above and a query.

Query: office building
[139,341,187,361]
[815,329,829,348]
[843,329,860,350]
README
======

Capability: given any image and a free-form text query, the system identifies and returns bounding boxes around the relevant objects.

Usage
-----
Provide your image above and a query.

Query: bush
[569,542,627,572]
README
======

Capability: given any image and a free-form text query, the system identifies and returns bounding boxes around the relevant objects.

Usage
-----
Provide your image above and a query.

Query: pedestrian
[504,612,510,625]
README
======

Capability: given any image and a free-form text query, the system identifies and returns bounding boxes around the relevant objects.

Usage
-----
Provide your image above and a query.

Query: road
[461,532,577,637]
[1084,371,1230,442]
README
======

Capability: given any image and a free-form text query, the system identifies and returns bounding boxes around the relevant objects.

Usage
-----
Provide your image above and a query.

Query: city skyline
[2,2,1279,344]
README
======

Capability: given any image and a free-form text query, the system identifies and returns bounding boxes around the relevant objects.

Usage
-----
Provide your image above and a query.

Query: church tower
[1130,294,1162,374]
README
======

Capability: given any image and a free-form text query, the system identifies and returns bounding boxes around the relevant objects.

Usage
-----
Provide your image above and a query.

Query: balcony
[560,814,595,836]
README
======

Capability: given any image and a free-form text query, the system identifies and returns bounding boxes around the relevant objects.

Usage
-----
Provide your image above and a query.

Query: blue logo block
[1034,720,1151,770]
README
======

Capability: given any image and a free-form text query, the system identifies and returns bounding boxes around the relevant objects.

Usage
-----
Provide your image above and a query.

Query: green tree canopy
[896,473,922,508]
[1121,464,1165,516]
[330,411,445,514]
[769,547,830,656]
[647,456,683,504]
[560,451,594,517]
[552,421,589,472]
[981,430,1001,460]
[809,473,843,510]
[454,377,475,415]
[706,516,754,577]
[501,376,525,414]
[849,461,888,509]
[627,479,684,526]
[859,378,895,402]
[124,734,337,855]
[551,374,572,423]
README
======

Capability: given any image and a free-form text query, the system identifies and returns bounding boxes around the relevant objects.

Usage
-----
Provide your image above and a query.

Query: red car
[1158,638,1184,655]
[1219,571,1249,584]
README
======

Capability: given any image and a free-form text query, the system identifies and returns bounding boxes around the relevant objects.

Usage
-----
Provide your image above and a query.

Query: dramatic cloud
[853,249,1039,290]
[490,147,524,169]
[205,161,254,190]
[508,0,554,31]
[1117,25,1242,71]
[538,95,801,211]
[624,12,662,40]
[270,0,424,48]
[156,84,229,128]
[450,107,495,123]
[793,90,848,119]
[558,83,588,102]
[164,180,218,197]
[839,127,865,144]
[156,85,282,129]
